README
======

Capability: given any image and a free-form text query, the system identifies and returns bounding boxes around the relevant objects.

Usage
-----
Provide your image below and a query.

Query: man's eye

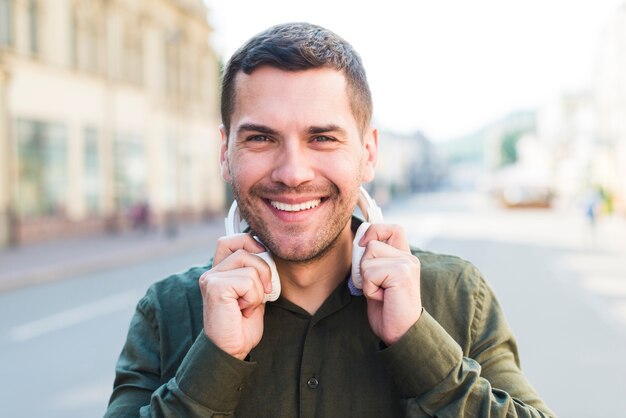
[312,135,336,142]
[247,135,269,142]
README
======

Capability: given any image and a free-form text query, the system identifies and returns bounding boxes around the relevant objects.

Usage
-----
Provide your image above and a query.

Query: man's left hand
[359,224,422,345]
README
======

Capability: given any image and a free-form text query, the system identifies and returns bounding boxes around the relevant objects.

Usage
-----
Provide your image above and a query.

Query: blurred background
[1,0,625,417]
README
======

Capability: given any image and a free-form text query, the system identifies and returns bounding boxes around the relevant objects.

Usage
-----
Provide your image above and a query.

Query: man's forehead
[232,66,348,94]
[233,67,349,107]
[224,65,371,142]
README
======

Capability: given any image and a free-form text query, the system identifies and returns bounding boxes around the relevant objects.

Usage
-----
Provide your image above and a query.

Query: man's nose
[270,142,315,187]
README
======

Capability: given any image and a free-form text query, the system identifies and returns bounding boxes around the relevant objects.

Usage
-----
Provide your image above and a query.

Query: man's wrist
[176,332,257,411]
[379,309,462,398]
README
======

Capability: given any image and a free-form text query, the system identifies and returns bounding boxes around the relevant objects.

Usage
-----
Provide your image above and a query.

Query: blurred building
[482,111,555,208]
[594,2,626,214]
[536,92,595,206]
[0,0,224,247]
[539,3,626,215]
[373,130,445,205]
[483,110,537,170]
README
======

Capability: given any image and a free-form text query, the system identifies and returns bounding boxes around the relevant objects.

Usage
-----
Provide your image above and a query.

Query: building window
[122,20,143,84]
[113,134,146,211]
[28,0,38,54]
[0,0,13,47]
[15,120,68,218]
[72,1,100,72]
[83,127,101,215]
[165,30,182,98]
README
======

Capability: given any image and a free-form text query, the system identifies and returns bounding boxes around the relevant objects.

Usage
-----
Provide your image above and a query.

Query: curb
[0,225,223,294]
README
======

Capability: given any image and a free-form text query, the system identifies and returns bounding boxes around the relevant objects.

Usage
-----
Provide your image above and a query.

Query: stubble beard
[230,180,359,264]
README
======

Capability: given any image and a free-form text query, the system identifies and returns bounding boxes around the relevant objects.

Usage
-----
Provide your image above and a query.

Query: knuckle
[199,271,211,287]
[244,268,259,283]
[199,274,219,298]
[400,257,420,276]
[233,248,249,258]
[360,267,371,282]
[398,262,413,277]
[367,239,383,252]
[216,235,232,247]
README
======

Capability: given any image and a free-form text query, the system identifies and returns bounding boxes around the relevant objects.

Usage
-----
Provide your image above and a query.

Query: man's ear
[219,125,231,182]
[361,127,378,183]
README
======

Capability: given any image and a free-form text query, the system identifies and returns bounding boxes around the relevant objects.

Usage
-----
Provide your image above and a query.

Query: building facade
[594,2,626,214]
[0,0,224,247]
[373,130,444,205]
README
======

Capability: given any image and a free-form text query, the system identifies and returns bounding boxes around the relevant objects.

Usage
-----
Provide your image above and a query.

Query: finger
[214,233,266,265]
[360,257,393,298]
[213,250,273,294]
[362,239,411,261]
[241,303,265,318]
[361,273,385,302]
[202,267,266,308]
[360,256,420,298]
[233,271,267,316]
[358,224,409,252]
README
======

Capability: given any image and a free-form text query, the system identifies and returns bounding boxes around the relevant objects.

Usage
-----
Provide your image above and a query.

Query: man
[105,22,555,417]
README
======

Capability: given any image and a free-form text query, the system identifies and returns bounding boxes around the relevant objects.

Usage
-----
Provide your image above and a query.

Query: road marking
[612,301,626,324]
[49,378,112,411]
[582,277,626,297]
[8,291,140,342]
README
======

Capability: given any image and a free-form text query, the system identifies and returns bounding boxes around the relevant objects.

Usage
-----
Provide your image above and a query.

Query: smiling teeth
[271,199,321,212]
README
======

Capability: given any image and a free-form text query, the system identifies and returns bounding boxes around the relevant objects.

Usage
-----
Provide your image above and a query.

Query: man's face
[220,67,377,262]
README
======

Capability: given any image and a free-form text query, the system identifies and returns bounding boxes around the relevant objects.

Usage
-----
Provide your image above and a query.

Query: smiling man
[105,23,555,417]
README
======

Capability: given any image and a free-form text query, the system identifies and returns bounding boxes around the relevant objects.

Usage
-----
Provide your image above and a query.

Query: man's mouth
[270,199,322,212]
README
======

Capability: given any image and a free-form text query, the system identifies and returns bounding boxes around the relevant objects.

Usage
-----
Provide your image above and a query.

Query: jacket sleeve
[379,276,557,417]
[104,296,256,418]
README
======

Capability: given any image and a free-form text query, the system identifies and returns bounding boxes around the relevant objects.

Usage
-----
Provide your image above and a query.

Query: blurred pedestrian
[130,200,151,233]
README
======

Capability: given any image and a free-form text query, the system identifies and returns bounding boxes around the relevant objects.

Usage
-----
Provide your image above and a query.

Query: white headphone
[224,185,383,299]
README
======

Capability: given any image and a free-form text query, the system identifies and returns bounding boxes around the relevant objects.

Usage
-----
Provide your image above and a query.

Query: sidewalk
[0,219,225,293]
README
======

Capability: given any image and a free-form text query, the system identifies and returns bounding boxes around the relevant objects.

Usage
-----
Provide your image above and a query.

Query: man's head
[219,23,378,264]
[221,22,373,137]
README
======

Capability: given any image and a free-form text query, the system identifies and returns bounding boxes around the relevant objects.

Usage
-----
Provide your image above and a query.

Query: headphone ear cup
[253,252,281,302]
[350,222,370,289]
[351,187,382,290]
[357,186,383,224]
[225,200,245,236]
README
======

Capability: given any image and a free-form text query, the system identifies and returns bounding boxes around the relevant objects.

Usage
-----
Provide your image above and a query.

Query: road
[1,191,625,417]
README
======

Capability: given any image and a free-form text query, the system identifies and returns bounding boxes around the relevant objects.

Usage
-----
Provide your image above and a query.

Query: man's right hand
[199,233,273,360]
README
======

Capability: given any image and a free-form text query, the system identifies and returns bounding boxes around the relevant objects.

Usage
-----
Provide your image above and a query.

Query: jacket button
[307,377,319,389]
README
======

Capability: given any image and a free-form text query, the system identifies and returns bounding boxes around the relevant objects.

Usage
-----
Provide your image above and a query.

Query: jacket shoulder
[412,248,484,291]
[137,263,211,329]
[411,247,489,353]
[134,263,212,378]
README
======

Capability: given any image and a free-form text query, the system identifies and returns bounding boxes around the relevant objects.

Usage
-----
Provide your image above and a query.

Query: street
[1,191,625,417]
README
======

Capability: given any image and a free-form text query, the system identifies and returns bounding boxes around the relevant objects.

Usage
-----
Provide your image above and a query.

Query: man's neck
[275,224,354,315]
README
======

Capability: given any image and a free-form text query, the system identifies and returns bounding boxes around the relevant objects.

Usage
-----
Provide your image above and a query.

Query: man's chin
[262,233,339,265]
[272,248,331,265]
[265,241,319,263]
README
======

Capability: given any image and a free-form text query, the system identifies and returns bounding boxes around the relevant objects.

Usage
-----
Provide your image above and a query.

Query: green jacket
[105,248,555,417]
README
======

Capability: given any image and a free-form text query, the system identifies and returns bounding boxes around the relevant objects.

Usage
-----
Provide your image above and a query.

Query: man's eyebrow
[237,123,278,135]
[307,125,346,135]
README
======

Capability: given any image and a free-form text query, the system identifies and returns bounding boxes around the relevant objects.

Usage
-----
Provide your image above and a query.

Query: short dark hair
[221,22,373,136]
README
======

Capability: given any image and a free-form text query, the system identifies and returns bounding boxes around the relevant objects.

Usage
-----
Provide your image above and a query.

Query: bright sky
[203,0,624,141]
